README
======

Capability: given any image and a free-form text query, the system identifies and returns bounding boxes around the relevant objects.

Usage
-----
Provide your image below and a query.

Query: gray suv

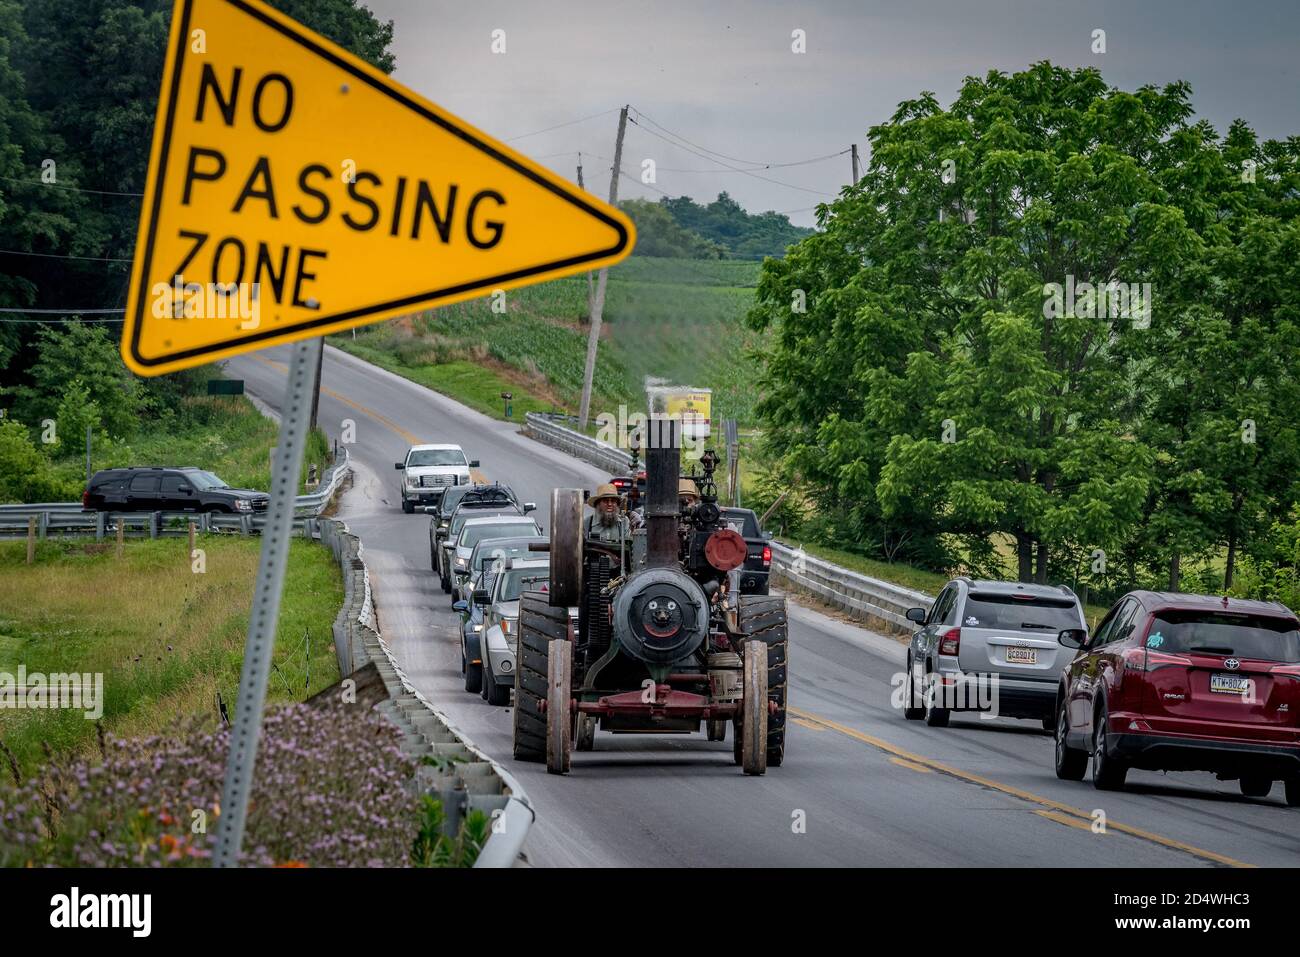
[903,578,1086,729]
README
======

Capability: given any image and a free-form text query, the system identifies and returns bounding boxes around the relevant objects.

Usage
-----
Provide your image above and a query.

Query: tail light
[939,628,961,656]
[761,545,771,567]
[82,489,90,508]
[1143,650,1193,671]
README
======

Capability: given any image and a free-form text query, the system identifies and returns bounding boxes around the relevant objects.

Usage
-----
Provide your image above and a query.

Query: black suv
[83,467,270,514]
[718,507,773,595]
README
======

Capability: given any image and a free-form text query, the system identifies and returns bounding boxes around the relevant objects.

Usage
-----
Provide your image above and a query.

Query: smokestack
[644,416,679,567]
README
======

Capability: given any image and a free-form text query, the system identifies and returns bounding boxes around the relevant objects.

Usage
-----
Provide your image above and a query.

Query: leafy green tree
[1115,120,1300,591]
[7,324,143,439]
[749,63,1244,581]
[620,199,726,259]
[0,0,82,366]
[53,377,104,453]
[3,0,396,435]
[660,193,813,260]
[0,419,77,502]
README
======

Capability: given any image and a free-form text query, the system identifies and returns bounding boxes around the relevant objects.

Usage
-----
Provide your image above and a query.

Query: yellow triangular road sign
[122,0,634,377]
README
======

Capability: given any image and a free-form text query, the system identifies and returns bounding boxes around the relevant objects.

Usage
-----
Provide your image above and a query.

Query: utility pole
[577,154,595,309]
[308,341,324,433]
[851,144,860,183]
[578,105,628,431]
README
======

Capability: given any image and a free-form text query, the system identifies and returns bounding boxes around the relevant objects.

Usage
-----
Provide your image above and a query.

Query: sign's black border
[129,0,631,369]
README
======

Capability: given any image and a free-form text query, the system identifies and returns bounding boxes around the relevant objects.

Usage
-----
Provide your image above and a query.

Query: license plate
[1006,646,1037,664]
[1210,673,1251,695]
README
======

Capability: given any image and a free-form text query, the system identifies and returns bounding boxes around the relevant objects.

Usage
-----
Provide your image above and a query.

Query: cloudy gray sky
[367,0,1300,227]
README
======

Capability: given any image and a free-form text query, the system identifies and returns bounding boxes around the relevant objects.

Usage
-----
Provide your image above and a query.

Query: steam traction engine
[512,420,788,775]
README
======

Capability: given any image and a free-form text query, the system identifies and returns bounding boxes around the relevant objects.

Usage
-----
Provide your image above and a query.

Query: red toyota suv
[1053,591,1300,804]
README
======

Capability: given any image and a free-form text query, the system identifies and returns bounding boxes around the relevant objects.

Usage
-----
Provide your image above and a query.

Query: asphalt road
[227,343,1300,867]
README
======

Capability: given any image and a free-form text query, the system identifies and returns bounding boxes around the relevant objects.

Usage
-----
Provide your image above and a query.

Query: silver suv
[903,578,1086,729]
[474,557,553,706]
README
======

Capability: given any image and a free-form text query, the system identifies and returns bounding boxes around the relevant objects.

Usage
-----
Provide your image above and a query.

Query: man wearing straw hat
[584,482,631,545]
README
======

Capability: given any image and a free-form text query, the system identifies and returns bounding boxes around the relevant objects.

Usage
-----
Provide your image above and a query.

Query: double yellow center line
[789,707,1253,868]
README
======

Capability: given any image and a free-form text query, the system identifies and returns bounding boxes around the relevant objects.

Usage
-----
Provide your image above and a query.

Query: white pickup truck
[395,444,478,513]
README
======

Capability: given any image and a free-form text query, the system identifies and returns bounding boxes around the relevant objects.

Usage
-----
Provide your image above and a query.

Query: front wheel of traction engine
[546,638,572,774]
[513,591,568,763]
[741,640,768,775]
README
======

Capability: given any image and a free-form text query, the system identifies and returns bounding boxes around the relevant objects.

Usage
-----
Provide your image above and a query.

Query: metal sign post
[214,335,322,867]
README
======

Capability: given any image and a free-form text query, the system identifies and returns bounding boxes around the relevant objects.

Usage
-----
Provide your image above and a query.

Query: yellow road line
[1035,809,1098,833]
[792,717,826,732]
[251,353,424,448]
[789,706,1253,868]
[889,757,933,774]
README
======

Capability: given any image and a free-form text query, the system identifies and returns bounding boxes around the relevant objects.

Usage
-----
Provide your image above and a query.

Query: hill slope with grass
[331,256,765,426]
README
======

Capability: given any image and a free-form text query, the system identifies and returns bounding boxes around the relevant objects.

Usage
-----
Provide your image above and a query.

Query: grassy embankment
[96,394,331,494]
[0,536,342,774]
[330,256,765,425]
[29,392,331,501]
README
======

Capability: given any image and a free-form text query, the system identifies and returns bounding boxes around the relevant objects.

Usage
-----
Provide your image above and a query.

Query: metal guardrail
[317,518,533,868]
[524,412,936,632]
[768,541,934,631]
[524,412,633,474]
[0,448,351,540]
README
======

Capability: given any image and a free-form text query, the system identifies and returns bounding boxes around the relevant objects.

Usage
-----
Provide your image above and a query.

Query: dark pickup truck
[718,506,773,595]
[83,467,269,513]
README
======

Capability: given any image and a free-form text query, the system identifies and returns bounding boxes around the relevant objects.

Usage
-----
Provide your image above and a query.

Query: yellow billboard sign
[665,392,712,428]
[122,0,634,376]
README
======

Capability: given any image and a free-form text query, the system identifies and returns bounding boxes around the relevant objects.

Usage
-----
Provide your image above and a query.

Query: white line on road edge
[349,525,536,866]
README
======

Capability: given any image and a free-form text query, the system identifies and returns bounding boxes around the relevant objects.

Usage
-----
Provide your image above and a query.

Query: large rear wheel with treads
[737,594,788,767]
[514,591,567,762]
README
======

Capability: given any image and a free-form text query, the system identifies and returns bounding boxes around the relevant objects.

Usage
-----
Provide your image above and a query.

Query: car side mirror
[394,462,404,470]
[905,607,927,624]
[523,502,536,513]
[177,485,192,494]
[452,600,468,613]
[762,531,774,540]
[1058,628,1087,649]
[469,460,480,468]
[472,589,490,605]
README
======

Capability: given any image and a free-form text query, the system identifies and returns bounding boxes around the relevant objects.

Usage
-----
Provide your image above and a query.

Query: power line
[0,174,143,197]
[628,106,850,173]
[0,315,124,323]
[505,108,619,142]
[0,306,124,314]
[626,114,836,197]
[629,107,781,167]
[0,247,132,263]
[648,149,848,174]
